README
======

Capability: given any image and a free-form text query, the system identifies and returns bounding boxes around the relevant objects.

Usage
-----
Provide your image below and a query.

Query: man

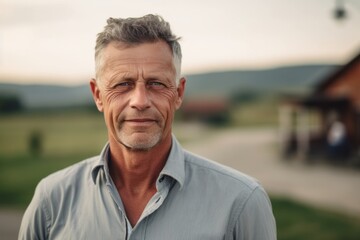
[19,14,276,239]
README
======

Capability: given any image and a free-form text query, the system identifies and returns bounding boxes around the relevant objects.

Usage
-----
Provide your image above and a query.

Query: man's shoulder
[183,150,260,191]
[39,155,100,191]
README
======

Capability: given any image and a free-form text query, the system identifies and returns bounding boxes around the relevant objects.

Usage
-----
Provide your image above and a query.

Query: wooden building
[180,98,231,125]
[279,51,360,162]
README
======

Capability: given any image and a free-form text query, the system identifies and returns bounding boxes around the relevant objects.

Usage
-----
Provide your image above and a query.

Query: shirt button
[159,176,164,183]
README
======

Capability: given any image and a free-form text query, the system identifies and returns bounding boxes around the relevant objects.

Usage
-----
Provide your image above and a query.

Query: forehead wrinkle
[105,59,175,81]
[101,42,177,83]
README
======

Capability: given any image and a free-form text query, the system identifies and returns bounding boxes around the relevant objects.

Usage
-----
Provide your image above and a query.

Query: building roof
[314,49,360,94]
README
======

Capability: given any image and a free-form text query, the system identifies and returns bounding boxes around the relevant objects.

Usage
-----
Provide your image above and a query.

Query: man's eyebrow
[106,71,132,83]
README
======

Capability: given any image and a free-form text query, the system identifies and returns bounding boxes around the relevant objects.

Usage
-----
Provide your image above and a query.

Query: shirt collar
[91,143,110,184]
[158,135,185,189]
[90,135,185,188]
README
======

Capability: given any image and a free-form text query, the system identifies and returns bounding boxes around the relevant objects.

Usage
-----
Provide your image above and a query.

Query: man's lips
[123,118,157,126]
[125,118,156,122]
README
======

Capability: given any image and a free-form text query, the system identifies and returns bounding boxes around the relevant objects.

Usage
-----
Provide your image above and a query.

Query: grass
[231,96,280,127]
[1,110,360,239]
[0,110,107,206]
[272,197,360,240]
[0,153,90,206]
[0,111,107,156]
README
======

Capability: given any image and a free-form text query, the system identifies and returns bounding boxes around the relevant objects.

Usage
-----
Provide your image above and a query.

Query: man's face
[91,41,185,151]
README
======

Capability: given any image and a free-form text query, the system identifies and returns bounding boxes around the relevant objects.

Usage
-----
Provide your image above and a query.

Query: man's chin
[118,133,161,151]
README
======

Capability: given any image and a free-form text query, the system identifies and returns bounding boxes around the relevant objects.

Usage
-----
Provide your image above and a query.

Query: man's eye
[148,81,166,89]
[120,82,132,86]
[115,81,133,88]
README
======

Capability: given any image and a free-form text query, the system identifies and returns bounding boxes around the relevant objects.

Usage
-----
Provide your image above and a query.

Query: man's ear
[90,78,104,112]
[175,77,186,110]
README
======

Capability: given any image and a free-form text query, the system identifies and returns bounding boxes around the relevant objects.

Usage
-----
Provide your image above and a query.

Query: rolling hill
[0,64,338,110]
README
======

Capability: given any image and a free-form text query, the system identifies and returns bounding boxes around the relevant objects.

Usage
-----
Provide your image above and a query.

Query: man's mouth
[124,118,157,126]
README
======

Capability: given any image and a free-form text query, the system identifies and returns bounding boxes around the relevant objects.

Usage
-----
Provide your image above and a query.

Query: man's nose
[129,83,151,111]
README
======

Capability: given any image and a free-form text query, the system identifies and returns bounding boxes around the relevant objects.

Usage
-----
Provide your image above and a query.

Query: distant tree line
[0,93,24,114]
[230,90,259,104]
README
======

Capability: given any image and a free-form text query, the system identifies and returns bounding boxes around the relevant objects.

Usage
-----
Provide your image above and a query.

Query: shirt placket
[102,171,130,240]
[128,177,171,240]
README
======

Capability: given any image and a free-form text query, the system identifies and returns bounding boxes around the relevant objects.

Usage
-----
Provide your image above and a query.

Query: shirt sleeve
[231,186,277,240]
[18,179,50,240]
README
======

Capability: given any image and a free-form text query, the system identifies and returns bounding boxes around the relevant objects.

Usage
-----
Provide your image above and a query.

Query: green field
[1,111,360,239]
[0,111,107,206]
[273,197,360,240]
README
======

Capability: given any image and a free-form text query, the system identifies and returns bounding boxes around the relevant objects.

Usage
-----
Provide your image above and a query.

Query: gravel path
[0,208,23,240]
[2,127,360,239]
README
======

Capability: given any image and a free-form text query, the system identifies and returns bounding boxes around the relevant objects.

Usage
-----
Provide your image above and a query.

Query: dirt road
[0,208,23,240]
[2,127,360,239]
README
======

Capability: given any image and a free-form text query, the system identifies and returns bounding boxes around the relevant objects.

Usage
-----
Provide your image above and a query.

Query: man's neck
[108,135,171,193]
[107,136,172,226]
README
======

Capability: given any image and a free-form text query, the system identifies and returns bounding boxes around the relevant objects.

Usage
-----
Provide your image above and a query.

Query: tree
[0,93,23,114]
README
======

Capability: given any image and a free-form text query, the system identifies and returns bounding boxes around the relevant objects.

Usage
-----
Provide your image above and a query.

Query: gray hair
[95,14,182,82]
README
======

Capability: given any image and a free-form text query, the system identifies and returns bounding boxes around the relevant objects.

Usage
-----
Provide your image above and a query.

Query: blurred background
[1,0,360,239]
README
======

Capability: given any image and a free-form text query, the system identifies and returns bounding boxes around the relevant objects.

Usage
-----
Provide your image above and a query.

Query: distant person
[19,14,276,239]
[327,112,349,159]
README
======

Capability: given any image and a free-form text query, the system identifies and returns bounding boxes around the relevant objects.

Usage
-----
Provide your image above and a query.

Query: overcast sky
[1,0,360,85]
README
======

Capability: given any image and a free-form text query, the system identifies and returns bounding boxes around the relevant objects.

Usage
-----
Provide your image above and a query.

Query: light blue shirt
[19,136,276,239]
